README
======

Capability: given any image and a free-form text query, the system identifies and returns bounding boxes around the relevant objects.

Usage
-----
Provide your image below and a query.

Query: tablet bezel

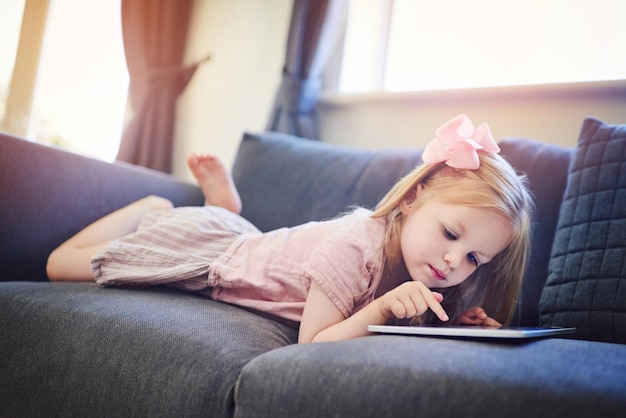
[367,325,576,339]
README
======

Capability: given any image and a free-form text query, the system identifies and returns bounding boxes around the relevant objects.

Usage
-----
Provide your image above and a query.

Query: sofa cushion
[498,138,572,326]
[235,336,626,418]
[0,282,297,417]
[540,117,626,344]
[232,131,422,232]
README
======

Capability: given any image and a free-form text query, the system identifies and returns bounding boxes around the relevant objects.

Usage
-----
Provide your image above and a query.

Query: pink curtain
[116,0,198,173]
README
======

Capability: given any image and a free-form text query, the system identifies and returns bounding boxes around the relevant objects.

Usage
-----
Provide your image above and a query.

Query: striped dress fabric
[91,206,387,323]
[91,206,261,293]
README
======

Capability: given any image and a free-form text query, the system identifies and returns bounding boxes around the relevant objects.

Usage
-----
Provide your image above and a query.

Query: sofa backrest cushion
[232,131,423,232]
[497,138,572,326]
[540,117,626,344]
[232,131,572,326]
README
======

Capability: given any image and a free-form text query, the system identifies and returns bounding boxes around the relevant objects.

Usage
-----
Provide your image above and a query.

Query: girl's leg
[46,195,173,281]
[187,153,242,214]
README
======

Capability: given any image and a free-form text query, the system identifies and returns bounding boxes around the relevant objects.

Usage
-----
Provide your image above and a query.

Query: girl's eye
[467,253,479,266]
[443,227,457,240]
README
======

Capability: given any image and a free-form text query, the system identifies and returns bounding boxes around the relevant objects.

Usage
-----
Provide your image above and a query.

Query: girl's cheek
[456,267,475,285]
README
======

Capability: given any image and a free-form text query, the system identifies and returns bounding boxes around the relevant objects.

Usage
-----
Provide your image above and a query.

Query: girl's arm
[299,281,449,343]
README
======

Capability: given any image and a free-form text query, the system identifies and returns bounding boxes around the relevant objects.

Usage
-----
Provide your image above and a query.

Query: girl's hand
[453,307,502,327]
[378,281,449,322]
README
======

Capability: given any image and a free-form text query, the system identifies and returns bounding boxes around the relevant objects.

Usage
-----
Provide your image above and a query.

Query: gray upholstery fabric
[235,336,626,418]
[0,282,297,417]
[498,138,572,325]
[540,118,626,343]
[232,131,423,232]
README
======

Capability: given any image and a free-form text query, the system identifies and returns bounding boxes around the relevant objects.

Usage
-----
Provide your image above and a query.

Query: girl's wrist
[373,297,395,322]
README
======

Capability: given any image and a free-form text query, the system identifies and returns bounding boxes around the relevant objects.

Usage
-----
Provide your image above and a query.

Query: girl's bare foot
[187,153,242,214]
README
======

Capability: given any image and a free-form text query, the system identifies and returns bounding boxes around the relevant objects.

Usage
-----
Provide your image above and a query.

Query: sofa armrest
[0,133,204,282]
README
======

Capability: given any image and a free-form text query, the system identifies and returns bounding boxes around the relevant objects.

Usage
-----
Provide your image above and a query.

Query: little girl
[47,114,534,343]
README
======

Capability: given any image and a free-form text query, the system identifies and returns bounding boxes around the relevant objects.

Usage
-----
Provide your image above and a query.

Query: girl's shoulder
[338,207,385,229]
[320,207,387,244]
[144,205,260,235]
[260,207,386,245]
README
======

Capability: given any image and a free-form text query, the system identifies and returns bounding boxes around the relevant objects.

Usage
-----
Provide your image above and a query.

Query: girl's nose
[443,251,461,269]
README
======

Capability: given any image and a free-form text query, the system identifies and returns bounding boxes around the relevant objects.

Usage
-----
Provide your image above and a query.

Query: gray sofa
[1,116,625,417]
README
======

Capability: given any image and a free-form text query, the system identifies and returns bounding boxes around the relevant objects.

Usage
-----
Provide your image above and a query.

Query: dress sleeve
[301,221,382,318]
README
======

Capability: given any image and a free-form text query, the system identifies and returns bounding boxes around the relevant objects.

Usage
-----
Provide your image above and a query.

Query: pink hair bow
[422,114,500,170]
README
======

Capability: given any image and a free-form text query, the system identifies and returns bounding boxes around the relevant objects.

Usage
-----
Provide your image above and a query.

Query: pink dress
[92,206,387,322]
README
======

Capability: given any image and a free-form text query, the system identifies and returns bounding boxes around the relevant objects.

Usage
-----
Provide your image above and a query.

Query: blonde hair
[372,152,534,325]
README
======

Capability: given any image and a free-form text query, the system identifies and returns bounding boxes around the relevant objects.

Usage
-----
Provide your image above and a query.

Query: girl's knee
[46,248,64,281]
[139,195,174,211]
[46,245,97,282]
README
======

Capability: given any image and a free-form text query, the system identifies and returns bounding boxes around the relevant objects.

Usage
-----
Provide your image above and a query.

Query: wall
[317,80,626,151]
[173,0,291,181]
[174,1,626,182]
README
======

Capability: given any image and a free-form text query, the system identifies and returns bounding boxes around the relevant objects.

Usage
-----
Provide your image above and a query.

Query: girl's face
[399,188,512,289]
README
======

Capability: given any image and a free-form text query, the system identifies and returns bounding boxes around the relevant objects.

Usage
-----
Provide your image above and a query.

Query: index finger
[417,286,449,322]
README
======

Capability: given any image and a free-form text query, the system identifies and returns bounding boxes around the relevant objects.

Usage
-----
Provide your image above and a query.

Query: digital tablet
[367,325,576,340]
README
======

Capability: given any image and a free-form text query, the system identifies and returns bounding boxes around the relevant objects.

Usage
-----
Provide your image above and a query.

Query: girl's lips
[430,265,447,281]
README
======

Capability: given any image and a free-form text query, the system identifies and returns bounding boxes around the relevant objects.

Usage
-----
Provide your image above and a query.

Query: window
[339,0,626,93]
[1,0,129,162]
[0,0,26,125]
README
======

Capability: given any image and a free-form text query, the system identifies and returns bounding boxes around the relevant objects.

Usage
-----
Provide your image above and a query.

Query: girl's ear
[400,199,411,215]
[400,185,422,215]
